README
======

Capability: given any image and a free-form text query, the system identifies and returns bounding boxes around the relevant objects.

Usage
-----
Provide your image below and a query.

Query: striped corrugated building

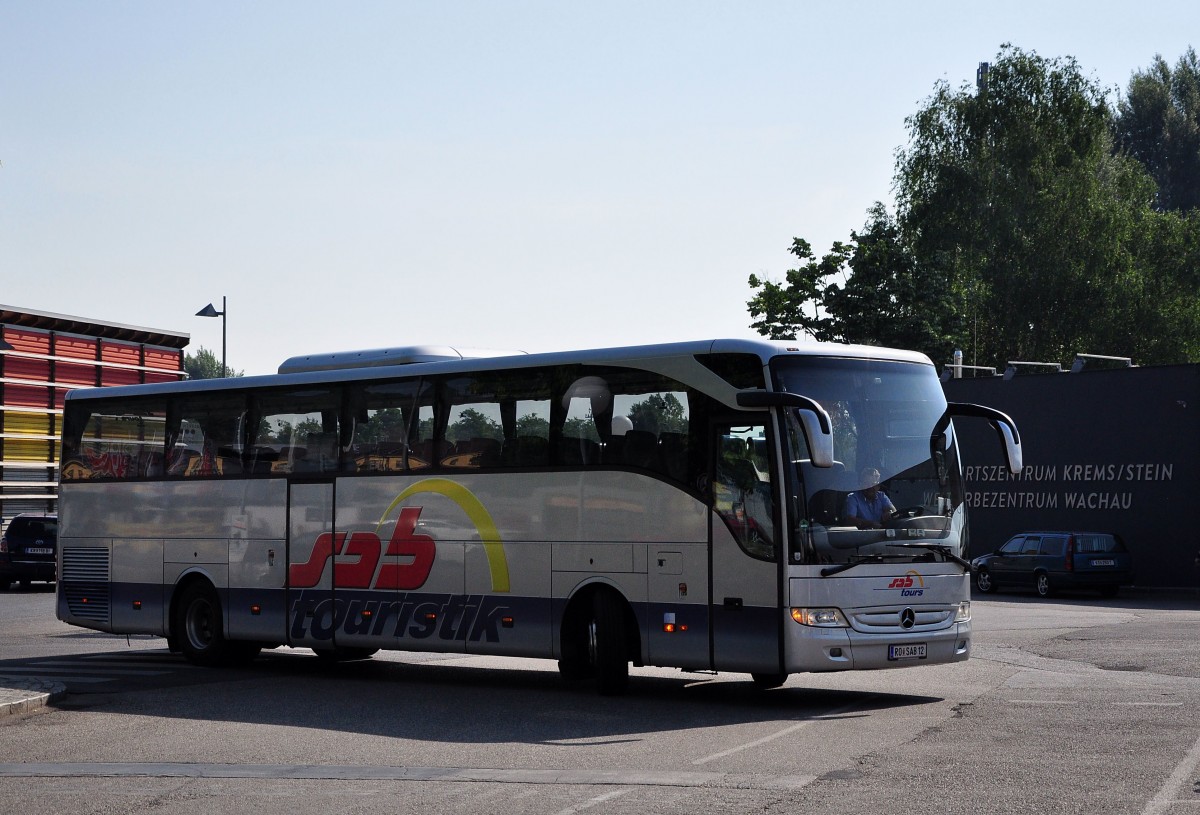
[0,305,188,522]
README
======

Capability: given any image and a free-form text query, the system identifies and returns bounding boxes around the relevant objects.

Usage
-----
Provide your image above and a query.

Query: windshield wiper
[819,543,971,577]
[820,553,912,577]
[885,542,972,572]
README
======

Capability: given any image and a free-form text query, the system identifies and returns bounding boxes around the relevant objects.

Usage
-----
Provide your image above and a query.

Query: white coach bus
[56,339,1020,694]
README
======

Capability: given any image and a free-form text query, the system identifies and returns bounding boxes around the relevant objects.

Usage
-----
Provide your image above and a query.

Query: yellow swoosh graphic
[377,478,510,593]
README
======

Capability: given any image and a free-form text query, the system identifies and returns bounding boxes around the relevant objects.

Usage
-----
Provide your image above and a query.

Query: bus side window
[171,393,247,478]
[345,380,419,473]
[62,399,168,481]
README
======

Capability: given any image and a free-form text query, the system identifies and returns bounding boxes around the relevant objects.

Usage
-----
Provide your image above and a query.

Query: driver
[843,467,895,529]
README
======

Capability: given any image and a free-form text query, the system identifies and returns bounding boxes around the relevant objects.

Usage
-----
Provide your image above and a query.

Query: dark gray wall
[944,364,1200,589]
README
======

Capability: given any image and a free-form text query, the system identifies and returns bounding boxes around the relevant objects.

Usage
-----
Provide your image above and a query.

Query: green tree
[821,204,962,362]
[515,412,550,438]
[564,415,600,442]
[628,393,687,434]
[895,45,1153,366]
[184,347,243,380]
[748,238,841,340]
[1115,48,1200,212]
[355,408,406,444]
[448,408,501,443]
[750,45,1200,368]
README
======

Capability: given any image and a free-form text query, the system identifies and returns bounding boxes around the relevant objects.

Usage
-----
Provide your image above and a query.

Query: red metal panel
[143,371,179,384]
[55,335,98,360]
[57,361,97,386]
[4,383,51,408]
[145,347,183,372]
[2,328,51,355]
[100,368,140,386]
[5,357,50,382]
[100,341,141,367]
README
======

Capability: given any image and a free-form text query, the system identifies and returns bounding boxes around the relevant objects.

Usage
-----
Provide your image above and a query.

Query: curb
[0,679,67,717]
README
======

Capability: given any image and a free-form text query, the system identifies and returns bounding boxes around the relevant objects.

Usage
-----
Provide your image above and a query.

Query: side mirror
[736,389,834,468]
[936,402,1022,475]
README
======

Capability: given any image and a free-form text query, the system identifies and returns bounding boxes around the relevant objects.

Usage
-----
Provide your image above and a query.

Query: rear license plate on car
[1091,559,1115,567]
[888,643,927,660]
[25,547,52,555]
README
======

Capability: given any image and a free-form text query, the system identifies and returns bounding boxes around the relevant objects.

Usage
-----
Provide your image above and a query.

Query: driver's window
[714,422,775,561]
[1000,537,1025,555]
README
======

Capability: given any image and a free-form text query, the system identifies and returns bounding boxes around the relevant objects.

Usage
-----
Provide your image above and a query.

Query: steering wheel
[892,505,925,520]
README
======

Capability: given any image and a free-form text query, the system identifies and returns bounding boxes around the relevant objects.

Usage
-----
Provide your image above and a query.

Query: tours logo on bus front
[885,571,925,597]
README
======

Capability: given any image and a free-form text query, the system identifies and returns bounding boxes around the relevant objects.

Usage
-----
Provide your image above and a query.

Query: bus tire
[751,672,787,689]
[175,581,259,667]
[589,591,629,696]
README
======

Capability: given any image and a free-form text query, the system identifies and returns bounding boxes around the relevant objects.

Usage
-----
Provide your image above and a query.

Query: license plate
[25,547,52,555]
[888,643,927,661]
[1091,559,1115,567]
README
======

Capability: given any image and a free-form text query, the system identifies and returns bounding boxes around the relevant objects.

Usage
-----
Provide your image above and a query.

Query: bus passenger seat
[623,430,660,471]
[658,431,688,481]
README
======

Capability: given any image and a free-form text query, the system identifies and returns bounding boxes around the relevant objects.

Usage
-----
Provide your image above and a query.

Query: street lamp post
[195,297,227,378]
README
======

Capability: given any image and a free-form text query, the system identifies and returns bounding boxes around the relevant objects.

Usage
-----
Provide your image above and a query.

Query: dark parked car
[972,531,1133,598]
[0,513,58,590]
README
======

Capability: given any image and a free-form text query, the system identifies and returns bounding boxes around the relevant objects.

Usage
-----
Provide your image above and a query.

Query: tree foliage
[628,393,688,435]
[1115,48,1200,212]
[184,346,243,380]
[448,408,501,443]
[749,44,1200,368]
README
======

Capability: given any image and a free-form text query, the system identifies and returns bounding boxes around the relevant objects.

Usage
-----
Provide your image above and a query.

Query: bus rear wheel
[174,582,259,667]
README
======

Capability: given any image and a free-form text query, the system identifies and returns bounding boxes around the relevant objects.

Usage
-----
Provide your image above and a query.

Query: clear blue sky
[3,2,1195,375]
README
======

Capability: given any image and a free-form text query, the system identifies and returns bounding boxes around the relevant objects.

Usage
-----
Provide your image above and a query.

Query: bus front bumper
[786,621,971,672]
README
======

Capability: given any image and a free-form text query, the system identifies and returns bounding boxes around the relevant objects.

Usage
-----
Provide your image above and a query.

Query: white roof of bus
[65,338,932,401]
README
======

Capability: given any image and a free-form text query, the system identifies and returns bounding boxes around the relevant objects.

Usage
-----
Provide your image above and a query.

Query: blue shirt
[844,490,895,523]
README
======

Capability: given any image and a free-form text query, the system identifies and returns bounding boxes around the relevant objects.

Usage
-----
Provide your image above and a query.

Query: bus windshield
[772,356,964,566]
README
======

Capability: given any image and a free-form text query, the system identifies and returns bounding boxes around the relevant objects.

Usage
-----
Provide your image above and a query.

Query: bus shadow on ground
[46,647,945,743]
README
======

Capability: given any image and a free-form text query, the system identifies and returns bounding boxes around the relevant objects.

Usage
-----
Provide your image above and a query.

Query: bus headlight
[791,607,849,627]
[954,601,971,622]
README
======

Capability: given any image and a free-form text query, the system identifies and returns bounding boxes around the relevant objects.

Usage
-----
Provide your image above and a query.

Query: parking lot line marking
[552,789,632,815]
[1115,702,1183,707]
[1143,729,1200,815]
[692,699,865,766]
[1006,699,1078,705]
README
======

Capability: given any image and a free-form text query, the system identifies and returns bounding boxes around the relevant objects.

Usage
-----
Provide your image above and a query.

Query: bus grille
[61,547,111,623]
[849,606,954,633]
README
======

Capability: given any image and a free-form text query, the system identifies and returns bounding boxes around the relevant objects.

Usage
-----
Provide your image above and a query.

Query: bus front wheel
[588,591,630,696]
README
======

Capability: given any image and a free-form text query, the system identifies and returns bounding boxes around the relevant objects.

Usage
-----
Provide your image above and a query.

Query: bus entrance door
[709,420,784,675]
[285,481,336,651]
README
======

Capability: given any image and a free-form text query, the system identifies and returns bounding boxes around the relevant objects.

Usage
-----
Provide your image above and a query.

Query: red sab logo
[289,507,435,590]
[887,576,915,589]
